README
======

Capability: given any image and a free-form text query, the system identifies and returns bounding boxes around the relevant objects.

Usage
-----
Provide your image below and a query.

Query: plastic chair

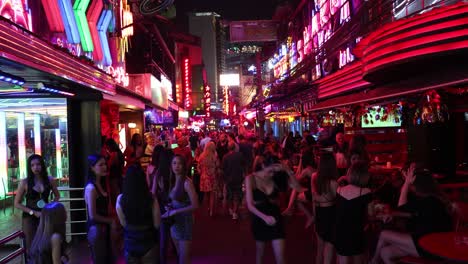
[1,178,16,215]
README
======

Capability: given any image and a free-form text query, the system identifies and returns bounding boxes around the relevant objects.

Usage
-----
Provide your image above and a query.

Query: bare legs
[255,240,286,264]
[255,241,265,264]
[316,234,334,264]
[204,191,215,216]
[172,238,192,264]
[371,230,419,264]
[272,239,286,264]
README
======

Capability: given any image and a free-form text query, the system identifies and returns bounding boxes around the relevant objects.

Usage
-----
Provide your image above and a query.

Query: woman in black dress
[116,164,160,263]
[334,161,372,264]
[245,155,301,264]
[370,167,452,264]
[84,154,116,263]
[14,154,60,256]
[312,152,339,264]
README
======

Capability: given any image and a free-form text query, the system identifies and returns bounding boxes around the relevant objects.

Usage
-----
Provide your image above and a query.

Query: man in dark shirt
[238,135,254,173]
[222,141,245,220]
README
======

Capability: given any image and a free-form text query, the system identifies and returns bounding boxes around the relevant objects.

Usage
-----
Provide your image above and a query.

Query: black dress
[334,192,372,256]
[251,187,285,241]
[315,204,336,243]
[399,195,452,258]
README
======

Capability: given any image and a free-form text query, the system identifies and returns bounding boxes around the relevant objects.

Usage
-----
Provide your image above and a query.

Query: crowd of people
[12,128,457,264]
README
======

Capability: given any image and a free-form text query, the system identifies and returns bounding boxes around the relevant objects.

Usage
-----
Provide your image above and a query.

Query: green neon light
[73,0,94,52]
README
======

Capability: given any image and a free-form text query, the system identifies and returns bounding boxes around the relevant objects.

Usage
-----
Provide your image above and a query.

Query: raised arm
[49,176,60,202]
[398,166,415,207]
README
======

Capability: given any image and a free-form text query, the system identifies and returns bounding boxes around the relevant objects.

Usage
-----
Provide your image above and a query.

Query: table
[419,232,468,262]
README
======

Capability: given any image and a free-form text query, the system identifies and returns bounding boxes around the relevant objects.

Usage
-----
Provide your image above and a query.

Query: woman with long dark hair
[370,167,452,264]
[84,154,116,263]
[160,155,199,264]
[246,155,302,264]
[312,152,339,264]
[116,164,161,263]
[29,202,68,264]
[15,154,60,255]
[124,133,144,169]
[334,161,372,264]
[104,138,124,208]
[146,144,165,188]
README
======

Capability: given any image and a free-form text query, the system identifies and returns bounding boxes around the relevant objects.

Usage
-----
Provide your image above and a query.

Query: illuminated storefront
[0,99,69,197]
[0,0,134,201]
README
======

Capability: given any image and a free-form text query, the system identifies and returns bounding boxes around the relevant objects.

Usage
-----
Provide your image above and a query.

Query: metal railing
[57,187,87,240]
[0,231,26,264]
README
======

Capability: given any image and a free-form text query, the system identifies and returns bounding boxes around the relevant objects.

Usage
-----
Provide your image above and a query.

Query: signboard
[230,20,278,43]
[0,0,31,31]
[127,74,153,101]
[151,75,168,109]
[220,73,240,86]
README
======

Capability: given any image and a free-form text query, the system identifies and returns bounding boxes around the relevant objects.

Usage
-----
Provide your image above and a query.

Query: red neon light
[372,4,468,45]
[364,19,468,56]
[365,40,468,72]
[365,29,468,63]
[182,58,192,109]
[317,61,370,98]
[0,0,30,30]
[41,0,64,32]
[86,0,104,61]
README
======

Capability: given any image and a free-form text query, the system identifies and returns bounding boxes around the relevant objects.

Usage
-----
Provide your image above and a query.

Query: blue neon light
[58,0,81,44]
[98,9,113,66]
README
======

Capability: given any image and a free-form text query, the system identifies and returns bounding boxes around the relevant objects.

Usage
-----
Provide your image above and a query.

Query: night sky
[175,0,281,21]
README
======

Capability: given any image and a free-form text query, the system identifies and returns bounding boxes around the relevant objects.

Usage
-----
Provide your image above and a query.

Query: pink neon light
[330,0,341,16]
[365,29,468,63]
[41,0,64,32]
[0,20,115,94]
[0,0,30,30]
[365,18,468,56]
[87,0,104,61]
[365,40,468,72]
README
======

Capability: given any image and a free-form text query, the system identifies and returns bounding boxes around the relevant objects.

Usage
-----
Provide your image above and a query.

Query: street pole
[255,52,265,140]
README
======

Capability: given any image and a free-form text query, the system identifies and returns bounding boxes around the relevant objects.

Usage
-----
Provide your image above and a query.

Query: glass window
[0,98,69,198]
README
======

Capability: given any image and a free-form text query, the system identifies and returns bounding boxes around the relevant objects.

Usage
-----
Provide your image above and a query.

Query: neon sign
[106,66,129,87]
[204,85,211,117]
[339,47,354,68]
[73,0,93,52]
[87,0,104,61]
[54,37,82,57]
[41,0,64,32]
[0,0,31,30]
[121,8,133,38]
[98,9,113,66]
[58,0,80,43]
[182,58,192,109]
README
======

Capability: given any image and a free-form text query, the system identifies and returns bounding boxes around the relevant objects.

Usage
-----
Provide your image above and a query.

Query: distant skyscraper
[188,12,225,107]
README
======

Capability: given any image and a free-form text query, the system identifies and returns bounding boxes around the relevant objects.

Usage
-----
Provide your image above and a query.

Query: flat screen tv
[361,106,402,128]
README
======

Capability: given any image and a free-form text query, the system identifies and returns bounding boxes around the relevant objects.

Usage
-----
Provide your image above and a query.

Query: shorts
[226,184,243,201]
